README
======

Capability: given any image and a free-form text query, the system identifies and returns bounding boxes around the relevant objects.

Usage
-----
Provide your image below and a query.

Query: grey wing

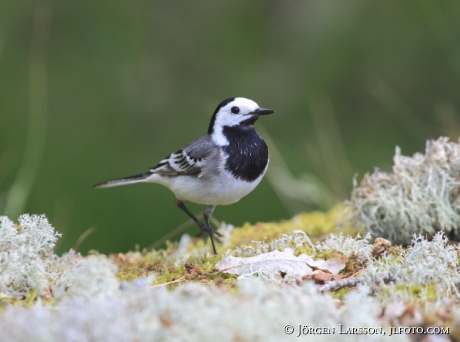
[150,135,217,177]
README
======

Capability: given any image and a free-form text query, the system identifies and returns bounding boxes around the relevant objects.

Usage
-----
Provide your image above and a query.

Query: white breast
[143,148,269,206]
[165,169,264,205]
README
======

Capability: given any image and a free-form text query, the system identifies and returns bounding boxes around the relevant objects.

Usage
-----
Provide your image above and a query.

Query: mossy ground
[109,204,361,290]
[2,204,459,340]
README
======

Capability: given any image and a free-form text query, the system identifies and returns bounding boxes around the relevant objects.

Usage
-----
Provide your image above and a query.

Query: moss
[341,252,364,275]
[110,253,157,281]
[424,286,437,301]
[187,204,360,254]
[147,250,234,288]
[332,287,352,299]
[294,245,315,257]
[394,284,422,296]
[387,246,403,256]
[314,249,344,261]
[222,275,238,286]
[0,296,21,309]
[148,259,239,289]
[0,288,57,309]
[186,253,224,273]
[23,290,38,308]
[105,206,364,289]
[381,255,404,266]
[152,267,184,289]
[391,284,438,301]
[0,288,58,310]
[117,264,154,281]
[107,245,222,288]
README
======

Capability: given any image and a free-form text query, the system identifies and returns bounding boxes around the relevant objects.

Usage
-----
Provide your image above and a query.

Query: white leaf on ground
[216,250,345,277]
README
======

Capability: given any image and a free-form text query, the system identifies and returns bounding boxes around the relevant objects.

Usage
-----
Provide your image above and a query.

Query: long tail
[93,172,154,189]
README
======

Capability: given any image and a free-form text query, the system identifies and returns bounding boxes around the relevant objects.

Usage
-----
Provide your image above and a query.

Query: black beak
[249,107,275,116]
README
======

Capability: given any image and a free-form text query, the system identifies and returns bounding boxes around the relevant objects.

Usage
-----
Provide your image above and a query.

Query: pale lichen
[360,232,460,303]
[349,137,460,244]
[0,214,61,295]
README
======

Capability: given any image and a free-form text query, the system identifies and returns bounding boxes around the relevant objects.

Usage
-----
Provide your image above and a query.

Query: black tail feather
[93,172,153,189]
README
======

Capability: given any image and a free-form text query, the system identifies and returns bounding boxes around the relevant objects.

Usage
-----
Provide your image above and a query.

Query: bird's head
[208,98,274,143]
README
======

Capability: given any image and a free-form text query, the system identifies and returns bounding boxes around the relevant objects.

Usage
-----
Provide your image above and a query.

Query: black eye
[231,106,240,114]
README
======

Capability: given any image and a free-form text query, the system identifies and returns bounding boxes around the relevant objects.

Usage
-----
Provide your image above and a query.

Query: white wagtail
[94,97,274,254]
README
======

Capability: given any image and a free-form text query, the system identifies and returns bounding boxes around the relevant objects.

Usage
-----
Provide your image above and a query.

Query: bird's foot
[196,223,222,243]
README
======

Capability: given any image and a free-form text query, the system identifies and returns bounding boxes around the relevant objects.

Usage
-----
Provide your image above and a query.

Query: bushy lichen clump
[0,215,61,295]
[349,137,460,245]
[360,232,460,302]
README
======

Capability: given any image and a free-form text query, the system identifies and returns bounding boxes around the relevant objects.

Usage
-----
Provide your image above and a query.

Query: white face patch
[211,97,260,146]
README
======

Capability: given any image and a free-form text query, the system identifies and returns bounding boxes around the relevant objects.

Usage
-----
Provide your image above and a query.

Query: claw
[197,223,222,244]
[196,229,208,241]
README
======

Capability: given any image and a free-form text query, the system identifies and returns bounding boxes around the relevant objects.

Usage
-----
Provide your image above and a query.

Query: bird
[93,97,275,254]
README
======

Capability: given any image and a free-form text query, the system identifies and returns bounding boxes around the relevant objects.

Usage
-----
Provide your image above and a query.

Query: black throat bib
[222,124,269,182]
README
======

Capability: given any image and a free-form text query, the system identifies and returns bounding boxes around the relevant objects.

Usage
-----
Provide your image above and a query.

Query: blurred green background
[1,1,460,255]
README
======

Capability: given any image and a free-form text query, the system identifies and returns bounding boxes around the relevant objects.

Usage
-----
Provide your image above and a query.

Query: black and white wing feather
[152,149,203,176]
[150,135,215,177]
[150,134,217,177]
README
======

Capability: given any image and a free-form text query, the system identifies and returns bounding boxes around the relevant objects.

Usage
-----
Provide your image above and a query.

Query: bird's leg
[197,205,220,242]
[175,199,220,254]
[204,205,216,229]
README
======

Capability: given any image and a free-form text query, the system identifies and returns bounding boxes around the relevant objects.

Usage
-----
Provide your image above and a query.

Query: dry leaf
[216,250,345,278]
[307,258,346,275]
[312,270,334,282]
